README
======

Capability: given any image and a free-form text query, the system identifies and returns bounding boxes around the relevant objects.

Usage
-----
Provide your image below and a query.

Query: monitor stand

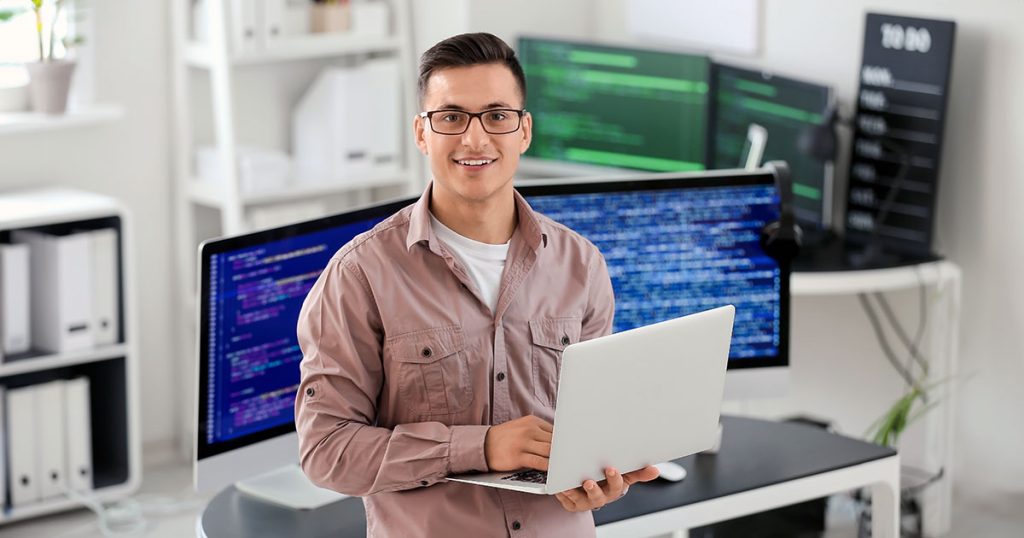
[235,464,347,510]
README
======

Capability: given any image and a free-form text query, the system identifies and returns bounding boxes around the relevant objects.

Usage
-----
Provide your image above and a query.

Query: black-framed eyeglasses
[419,108,526,135]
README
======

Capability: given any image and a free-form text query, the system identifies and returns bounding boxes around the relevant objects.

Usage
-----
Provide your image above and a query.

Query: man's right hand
[484,415,553,472]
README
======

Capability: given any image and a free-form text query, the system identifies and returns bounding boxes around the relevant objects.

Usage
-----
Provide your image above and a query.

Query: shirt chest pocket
[387,326,474,417]
[530,317,583,407]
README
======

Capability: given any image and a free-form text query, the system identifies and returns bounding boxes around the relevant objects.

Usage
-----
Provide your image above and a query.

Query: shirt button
[305,387,314,397]
[561,335,571,346]
[512,521,521,531]
[421,347,432,358]
[496,372,505,381]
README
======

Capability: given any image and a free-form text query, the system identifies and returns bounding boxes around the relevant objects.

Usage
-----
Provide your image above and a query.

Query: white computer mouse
[653,461,687,482]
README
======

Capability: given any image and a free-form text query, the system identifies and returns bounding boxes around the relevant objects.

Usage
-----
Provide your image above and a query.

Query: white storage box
[195,146,292,194]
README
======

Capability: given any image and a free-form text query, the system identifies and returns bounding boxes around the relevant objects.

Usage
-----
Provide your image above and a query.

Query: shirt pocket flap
[387,326,466,364]
[529,317,583,351]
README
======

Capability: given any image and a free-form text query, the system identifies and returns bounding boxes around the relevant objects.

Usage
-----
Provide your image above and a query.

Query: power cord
[856,276,930,400]
[55,488,207,538]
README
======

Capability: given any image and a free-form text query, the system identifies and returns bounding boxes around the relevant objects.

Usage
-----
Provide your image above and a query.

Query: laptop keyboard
[500,470,548,484]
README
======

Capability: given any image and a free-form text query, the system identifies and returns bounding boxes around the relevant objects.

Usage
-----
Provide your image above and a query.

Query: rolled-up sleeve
[294,257,489,497]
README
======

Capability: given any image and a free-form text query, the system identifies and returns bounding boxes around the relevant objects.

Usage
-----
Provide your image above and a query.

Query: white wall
[4,0,1018,495]
[586,0,1024,492]
[0,0,177,453]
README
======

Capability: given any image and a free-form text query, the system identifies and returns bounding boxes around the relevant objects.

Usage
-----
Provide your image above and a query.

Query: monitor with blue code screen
[519,169,789,371]
[194,196,415,499]
[194,169,790,501]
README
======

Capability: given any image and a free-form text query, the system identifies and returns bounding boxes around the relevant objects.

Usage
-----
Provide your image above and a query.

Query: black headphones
[760,160,803,262]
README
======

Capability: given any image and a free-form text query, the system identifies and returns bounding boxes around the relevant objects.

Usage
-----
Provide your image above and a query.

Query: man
[295,32,657,537]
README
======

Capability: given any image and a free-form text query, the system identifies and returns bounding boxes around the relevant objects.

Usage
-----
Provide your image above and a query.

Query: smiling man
[294,33,657,537]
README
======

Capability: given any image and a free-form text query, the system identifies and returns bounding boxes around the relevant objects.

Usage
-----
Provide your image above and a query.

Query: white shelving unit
[169,0,421,455]
[0,188,141,525]
[0,105,124,136]
[792,260,961,537]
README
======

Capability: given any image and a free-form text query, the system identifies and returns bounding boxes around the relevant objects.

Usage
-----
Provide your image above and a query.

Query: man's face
[414,63,532,205]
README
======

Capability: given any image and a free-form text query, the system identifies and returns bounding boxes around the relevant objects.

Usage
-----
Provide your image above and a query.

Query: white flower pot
[26,59,77,115]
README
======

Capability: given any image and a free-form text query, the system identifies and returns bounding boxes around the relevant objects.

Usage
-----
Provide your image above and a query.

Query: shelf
[0,479,140,524]
[186,172,411,207]
[185,34,401,68]
[0,344,129,378]
[0,104,124,136]
[791,260,960,296]
[0,188,121,231]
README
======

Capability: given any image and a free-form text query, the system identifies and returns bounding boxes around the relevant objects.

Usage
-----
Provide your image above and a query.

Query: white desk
[197,417,900,538]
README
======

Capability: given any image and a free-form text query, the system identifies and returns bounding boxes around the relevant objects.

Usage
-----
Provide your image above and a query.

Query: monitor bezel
[708,62,836,231]
[516,168,790,372]
[195,196,416,462]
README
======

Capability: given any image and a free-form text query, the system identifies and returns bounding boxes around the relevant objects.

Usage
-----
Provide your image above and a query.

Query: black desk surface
[200,416,895,538]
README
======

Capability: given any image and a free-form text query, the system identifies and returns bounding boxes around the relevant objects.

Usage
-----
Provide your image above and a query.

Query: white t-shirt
[430,213,509,314]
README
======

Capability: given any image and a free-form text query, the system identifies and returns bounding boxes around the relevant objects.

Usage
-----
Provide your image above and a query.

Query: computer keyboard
[500,469,548,484]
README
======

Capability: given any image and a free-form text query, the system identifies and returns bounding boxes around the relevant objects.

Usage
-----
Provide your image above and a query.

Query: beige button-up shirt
[295,182,615,537]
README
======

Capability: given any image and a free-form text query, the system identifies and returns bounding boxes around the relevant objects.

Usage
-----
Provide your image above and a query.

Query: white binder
[64,377,93,492]
[229,0,261,54]
[363,58,402,175]
[1,242,32,356]
[7,385,40,506]
[35,380,68,499]
[12,230,94,353]
[88,229,120,346]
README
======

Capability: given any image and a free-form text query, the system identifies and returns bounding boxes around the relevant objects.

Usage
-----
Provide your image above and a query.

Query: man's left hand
[554,465,659,512]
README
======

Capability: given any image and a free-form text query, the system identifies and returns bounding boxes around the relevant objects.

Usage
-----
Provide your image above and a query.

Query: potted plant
[0,0,84,114]
[857,379,948,538]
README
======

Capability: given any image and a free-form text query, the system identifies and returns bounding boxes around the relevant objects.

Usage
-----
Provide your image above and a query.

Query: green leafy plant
[0,0,83,62]
[865,378,945,447]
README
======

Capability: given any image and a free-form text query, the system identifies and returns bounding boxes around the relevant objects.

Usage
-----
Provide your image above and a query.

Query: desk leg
[871,479,900,538]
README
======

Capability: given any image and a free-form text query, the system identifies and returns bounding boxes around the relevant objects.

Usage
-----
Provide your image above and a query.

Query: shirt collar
[405,181,546,252]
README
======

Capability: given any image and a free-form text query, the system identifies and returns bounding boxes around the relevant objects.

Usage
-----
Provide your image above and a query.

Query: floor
[3,459,1022,537]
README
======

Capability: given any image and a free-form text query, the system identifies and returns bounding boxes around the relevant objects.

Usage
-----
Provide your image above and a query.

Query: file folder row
[2,377,93,508]
[0,228,121,360]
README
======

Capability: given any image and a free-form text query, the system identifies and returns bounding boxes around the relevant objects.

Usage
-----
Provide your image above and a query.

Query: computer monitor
[710,64,834,232]
[518,36,711,176]
[194,170,790,505]
[194,196,415,507]
[519,168,790,399]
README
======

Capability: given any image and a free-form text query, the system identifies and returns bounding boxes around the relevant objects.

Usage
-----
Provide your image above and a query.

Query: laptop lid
[544,305,735,494]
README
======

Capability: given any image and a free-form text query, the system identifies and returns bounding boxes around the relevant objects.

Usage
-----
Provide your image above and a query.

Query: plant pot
[854,466,943,538]
[26,59,76,115]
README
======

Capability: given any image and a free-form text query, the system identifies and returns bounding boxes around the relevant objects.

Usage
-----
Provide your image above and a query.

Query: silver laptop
[447,305,735,494]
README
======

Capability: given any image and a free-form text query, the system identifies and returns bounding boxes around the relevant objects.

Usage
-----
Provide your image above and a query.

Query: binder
[363,58,402,175]
[35,380,68,499]
[64,377,93,492]
[1,242,32,356]
[7,384,40,506]
[12,230,94,353]
[293,66,373,185]
[88,229,120,346]
[229,0,261,54]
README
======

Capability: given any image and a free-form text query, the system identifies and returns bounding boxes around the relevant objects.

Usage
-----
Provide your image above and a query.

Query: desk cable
[54,488,206,538]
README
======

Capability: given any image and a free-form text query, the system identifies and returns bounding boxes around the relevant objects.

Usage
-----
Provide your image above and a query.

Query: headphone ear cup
[761,220,803,261]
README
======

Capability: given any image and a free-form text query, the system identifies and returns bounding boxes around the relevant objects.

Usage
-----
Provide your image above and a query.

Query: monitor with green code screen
[518,37,711,175]
[710,63,835,231]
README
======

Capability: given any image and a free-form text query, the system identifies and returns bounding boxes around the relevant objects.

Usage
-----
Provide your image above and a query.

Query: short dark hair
[418,32,527,106]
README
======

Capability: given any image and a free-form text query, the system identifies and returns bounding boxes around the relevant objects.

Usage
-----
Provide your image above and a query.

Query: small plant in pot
[0,0,85,114]
[857,379,948,538]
